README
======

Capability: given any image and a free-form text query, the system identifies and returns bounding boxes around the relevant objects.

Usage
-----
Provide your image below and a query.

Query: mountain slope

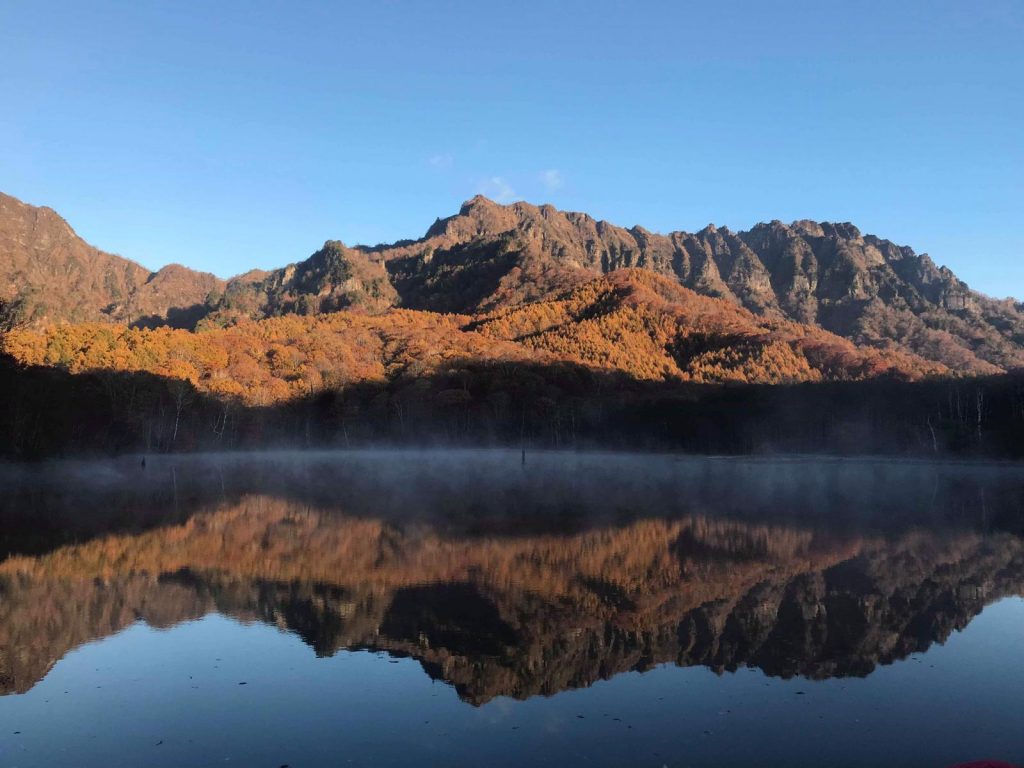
[0,192,223,326]
[2,190,1022,373]
[409,198,1024,372]
[209,240,398,324]
[212,195,1024,373]
[4,270,945,408]
[471,270,946,383]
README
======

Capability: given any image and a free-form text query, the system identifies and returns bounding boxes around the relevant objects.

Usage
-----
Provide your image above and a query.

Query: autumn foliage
[3,270,946,407]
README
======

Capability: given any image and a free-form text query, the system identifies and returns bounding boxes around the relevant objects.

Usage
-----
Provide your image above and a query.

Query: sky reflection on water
[1,451,1022,767]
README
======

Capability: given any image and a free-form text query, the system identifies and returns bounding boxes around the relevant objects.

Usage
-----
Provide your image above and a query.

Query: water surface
[1,451,1022,767]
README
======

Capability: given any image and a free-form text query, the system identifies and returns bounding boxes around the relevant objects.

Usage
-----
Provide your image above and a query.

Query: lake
[1,451,1022,767]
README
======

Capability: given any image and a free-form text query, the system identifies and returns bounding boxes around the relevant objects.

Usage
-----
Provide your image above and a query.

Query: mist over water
[1,450,1023,767]
[3,449,1022,535]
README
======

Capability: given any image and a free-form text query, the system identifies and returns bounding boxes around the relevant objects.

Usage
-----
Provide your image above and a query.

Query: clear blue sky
[1,1,1021,296]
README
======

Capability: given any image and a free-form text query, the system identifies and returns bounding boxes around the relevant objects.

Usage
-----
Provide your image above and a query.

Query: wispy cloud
[478,176,516,203]
[539,169,563,192]
[427,153,454,170]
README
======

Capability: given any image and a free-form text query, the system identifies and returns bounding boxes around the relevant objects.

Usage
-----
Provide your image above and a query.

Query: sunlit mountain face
[3,452,1022,705]
[5,191,1024,379]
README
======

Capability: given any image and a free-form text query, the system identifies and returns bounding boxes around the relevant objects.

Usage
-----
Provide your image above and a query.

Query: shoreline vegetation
[2,351,1023,461]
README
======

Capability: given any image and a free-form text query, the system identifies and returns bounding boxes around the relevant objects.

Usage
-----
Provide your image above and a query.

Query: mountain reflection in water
[2,451,1022,707]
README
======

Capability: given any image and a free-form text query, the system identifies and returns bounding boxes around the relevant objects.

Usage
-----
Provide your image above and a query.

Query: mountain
[0,192,223,327]
[3,190,1023,374]
[218,195,1024,373]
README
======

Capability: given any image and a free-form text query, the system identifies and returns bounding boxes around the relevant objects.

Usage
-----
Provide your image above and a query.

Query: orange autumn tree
[2,270,948,407]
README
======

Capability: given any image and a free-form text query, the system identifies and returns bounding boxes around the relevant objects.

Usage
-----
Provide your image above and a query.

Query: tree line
[2,348,1023,460]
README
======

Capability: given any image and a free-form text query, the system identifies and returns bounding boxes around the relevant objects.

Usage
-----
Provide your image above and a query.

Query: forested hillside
[3,270,946,409]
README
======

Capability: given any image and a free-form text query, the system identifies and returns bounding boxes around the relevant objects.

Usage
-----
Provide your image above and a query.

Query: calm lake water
[1,450,1022,768]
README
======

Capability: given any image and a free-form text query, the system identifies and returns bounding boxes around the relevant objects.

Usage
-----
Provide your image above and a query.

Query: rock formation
[3,191,1022,373]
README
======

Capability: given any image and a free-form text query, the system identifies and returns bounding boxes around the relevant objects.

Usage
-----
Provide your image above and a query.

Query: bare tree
[975,388,985,443]
[168,379,194,448]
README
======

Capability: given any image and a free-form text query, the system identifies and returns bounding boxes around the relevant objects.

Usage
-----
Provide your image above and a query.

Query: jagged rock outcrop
[205,196,1024,372]
[382,198,1024,372]
[206,240,397,324]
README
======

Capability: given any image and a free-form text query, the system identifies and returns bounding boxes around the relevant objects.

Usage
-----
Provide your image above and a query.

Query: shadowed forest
[2,350,1024,460]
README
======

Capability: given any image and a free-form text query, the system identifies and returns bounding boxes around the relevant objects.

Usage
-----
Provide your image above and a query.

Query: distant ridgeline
[1,190,1024,458]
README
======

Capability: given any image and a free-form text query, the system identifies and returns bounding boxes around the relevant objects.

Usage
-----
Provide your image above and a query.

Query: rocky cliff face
[3,190,1022,373]
[380,198,1024,372]
[0,192,222,326]
[207,240,398,323]
[207,196,1024,372]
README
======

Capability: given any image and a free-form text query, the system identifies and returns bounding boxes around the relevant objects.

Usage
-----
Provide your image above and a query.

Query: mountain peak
[459,194,500,214]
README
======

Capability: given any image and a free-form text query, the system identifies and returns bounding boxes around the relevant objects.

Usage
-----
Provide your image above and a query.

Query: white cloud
[427,153,454,170]
[540,169,563,192]
[478,176,516,203]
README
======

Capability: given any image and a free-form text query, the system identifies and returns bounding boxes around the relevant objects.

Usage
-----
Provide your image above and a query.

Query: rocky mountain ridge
[3,191,1022,374]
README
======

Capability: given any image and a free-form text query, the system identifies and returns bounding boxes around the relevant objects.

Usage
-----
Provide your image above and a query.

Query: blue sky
[1,1,1021,296]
